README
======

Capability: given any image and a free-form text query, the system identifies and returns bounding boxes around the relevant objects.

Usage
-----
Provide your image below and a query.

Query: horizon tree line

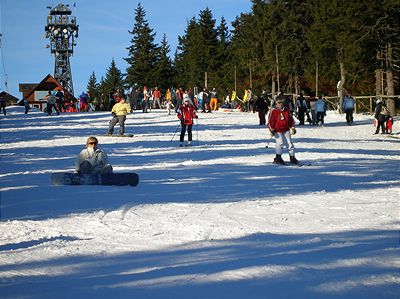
[86,0,399,113]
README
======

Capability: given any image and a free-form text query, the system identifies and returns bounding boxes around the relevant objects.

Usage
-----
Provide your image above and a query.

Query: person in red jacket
[177,96,198,146]
[268,95,298,164]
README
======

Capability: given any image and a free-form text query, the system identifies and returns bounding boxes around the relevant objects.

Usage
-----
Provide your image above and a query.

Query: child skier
[177,96,198,146]
[268,95,298,164]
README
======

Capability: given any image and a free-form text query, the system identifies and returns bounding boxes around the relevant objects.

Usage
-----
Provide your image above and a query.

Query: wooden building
[0,91,20,106]
[19,74,76,111]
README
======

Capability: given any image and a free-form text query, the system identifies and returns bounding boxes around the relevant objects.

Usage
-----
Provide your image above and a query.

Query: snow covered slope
[0,107,399,298]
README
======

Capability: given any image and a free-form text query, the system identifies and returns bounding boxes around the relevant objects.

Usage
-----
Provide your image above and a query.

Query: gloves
[291,128,297,135]
[111,112,117,117]
[269,129,275,137]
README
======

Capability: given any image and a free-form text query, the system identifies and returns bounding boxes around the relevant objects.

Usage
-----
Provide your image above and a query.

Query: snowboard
[51,172,139,186]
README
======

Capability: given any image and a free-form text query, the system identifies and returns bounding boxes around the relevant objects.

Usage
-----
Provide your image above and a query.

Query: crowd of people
[2,84,395,168]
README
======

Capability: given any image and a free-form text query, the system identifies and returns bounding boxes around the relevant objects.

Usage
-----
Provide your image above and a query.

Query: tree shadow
[0,229,398,299]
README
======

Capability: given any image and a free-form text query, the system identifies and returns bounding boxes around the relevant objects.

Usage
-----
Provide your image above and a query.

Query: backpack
[380,105,389,116]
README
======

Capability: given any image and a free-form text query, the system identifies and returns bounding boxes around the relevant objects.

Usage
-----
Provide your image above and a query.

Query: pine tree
[125,3,158,88]
[215,17,232,93]
[153,34,174,91]
[175,18,204,88]
[198,7,218,88]
[86,71,99,100]
[102,59,124,97]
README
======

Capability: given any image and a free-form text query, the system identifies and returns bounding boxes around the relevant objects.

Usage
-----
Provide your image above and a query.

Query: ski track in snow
[0,107,399,299]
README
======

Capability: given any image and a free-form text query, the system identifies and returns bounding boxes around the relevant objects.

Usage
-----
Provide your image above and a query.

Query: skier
[315,95,327,125]
[268,95,298,164]
[76,136,113,174]
[253,90,270,125]
[79,92,89,112]
[210,88,218,111]
[55,88,65,112]
[152,87,162,109]
[108,97,131,136]
[309,96,317,125]
[141,86,149,113]
[342,93,355,125]
[295,93,310,125]
[45,91,60,115]
[24,98,30,114]
[374,98,389,134]
[177,95,198,147]
[0,95,6,115]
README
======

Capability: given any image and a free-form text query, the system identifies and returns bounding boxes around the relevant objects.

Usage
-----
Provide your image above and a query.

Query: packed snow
[0,106,399,299]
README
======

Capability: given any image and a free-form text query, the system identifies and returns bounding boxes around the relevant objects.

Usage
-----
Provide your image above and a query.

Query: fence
[293,95,399,114]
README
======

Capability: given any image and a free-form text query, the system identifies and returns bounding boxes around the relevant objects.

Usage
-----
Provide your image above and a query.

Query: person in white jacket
[75,136,113,174]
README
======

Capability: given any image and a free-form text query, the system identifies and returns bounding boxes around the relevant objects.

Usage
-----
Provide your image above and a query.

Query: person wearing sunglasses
[268,94,298,165]
[177,96,198,146]
[75,136,113,174]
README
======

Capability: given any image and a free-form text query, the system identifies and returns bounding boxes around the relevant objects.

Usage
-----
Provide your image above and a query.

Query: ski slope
[0,106,399,299]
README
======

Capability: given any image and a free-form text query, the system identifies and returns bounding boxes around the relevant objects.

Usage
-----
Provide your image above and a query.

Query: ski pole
[265,135,274,148]
[195,118,199,145]
[170,122,181,142]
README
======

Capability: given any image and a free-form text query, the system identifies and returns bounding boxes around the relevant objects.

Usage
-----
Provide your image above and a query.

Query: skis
[104,134,134,138]
[272,161,311,167]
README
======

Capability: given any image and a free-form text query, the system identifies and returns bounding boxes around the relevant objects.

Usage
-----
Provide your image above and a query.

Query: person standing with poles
[177,95,198,147]
[268,95,298,164]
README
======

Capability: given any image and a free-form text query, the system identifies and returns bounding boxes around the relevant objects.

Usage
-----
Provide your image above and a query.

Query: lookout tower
[44,3,78,95]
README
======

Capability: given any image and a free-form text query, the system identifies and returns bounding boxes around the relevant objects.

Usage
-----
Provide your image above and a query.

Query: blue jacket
[315,99,326,112]
[342,96,354,111]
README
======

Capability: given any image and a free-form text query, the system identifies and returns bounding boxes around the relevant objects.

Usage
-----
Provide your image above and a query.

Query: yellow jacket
[111,101,131,116]
[243,90,249,102]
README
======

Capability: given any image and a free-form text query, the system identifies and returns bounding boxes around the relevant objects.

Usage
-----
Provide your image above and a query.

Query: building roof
[0,91,20,105]
[21,74,76,102]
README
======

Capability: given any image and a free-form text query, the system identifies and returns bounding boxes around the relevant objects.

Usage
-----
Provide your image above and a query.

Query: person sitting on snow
[76,136,113,174]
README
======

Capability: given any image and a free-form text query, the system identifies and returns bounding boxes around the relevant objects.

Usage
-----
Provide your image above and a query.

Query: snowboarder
[108,97,131,136]
[75,136,113,174]
[342,93,355,125]
[177,95,198,146]
[268,95,298,164]
[374,98,389,134]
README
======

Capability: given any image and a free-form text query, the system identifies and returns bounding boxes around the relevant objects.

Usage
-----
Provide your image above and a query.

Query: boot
[290,155,299,164]
[273,154,285,165]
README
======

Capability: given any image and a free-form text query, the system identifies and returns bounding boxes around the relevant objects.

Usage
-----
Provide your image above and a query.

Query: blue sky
[0,0,251,98]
